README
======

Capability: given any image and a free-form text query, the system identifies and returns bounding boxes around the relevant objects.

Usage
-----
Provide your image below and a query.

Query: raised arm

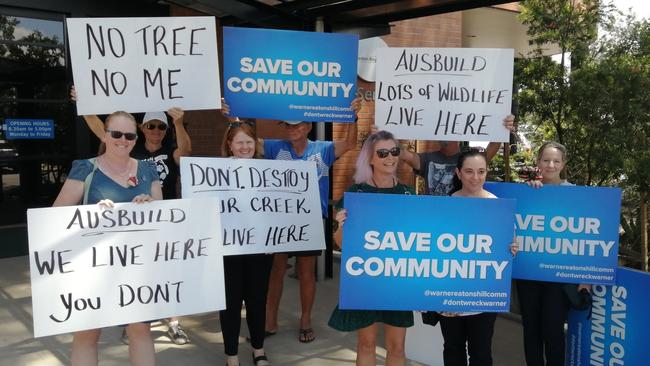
[486,114,515,162]
[168,107,192,164]
[70,86,105,139]
[333,97,361,158]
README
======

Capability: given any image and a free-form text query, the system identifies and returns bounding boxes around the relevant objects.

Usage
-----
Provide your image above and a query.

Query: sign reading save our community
[340,193,516,313]
[485,182,621,284]
[27,199,224,337]
[223,27,358,122]
[67,17,221,115]
[375,48,513,142]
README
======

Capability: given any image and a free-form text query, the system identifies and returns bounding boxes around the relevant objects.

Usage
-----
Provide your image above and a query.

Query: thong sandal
[298,328,315,343]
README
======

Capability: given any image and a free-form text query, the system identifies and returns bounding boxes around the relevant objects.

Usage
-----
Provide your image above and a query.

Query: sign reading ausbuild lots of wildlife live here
[180,157,325,256]
[27,198,224,338]
[375,48,514,142]
[67,17,221,115]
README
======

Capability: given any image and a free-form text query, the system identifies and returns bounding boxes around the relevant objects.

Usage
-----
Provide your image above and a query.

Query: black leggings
[219,254,273,356]
[516,279,569,366]
[439,312,497,366]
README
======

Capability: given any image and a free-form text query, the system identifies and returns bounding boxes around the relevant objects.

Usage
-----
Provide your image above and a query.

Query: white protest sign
[180,157,325,255]
[67,17,221,115]
[375,48,513,142]
[27,198,224,338]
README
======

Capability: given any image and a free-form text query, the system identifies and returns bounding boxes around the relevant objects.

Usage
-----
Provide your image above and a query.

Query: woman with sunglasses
[71,87,192,344]
[53,111,162,366]
[219,120,273,366]
[330,130,414,366]
[440,148,517,366]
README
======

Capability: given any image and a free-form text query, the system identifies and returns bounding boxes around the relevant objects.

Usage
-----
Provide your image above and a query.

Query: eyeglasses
[375,146,401,158]
[106,129,137,141]
[144,123,168,131]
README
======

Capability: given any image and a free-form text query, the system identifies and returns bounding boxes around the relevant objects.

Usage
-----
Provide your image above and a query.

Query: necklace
[372,176,396,188]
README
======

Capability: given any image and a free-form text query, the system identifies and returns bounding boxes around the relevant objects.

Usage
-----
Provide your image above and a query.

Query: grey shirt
[418,151,460,196]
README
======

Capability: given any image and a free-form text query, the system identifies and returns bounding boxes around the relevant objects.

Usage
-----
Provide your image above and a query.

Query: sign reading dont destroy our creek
[375,48,513,142]
[27,198,224,337]
[181,157,325,256]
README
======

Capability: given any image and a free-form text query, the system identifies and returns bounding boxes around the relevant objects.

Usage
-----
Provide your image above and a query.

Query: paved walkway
[0,255,525,365]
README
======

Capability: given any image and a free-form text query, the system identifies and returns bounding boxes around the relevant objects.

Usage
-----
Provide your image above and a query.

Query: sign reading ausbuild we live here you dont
[67,17,221,115]
[223,27,358,122]
[375,48,513,142]
[181,157,325,256]
[28,199,224,338]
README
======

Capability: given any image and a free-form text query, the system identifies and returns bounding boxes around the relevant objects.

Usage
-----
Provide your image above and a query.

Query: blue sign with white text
[340,193,515,312]
[566,267,647,366]
[485,182,621,284]
[5,119,54,139]
[223,27,358,122]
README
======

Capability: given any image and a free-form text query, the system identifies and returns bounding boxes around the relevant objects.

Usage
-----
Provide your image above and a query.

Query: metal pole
[314,16,327,281]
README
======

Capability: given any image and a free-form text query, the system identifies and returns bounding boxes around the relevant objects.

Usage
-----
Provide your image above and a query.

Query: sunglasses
[375,146,401,158]
[144,123,168,131]
[106,129,137,141]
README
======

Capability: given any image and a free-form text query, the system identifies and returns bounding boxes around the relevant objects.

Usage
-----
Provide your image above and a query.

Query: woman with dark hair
[440,148,517,366]
[330,130,414,366]
[53,111,162,366]
[219,120,273,366]
[517,141,588,366]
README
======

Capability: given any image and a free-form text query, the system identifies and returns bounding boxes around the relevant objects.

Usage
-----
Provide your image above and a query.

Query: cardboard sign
[485,182,621,284]
[28,198,224,337]
[375,48,513,142]
[180,157,325,255]
[340,193,515,312]
[223,27,358,122]
[566,267,647,365]
[67,17,220,115]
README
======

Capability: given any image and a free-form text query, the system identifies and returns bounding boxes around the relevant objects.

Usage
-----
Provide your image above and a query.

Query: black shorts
[288,250,322,257]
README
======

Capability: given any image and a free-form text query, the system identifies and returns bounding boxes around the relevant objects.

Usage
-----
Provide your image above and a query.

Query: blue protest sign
[566,267,646,366]
[223,27,358,122]
[485,182,621,284]
[4,119,54,139]
[340,192,515,312]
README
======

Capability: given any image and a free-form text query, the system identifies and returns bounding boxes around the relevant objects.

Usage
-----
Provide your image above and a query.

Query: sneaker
[167,323,189,345]
[121,328,129,345]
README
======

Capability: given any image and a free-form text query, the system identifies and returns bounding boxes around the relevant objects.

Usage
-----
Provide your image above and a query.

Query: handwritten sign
[67,17,220,115]
[180,157,325,255]
[567,267,646,365]
[223,27,358,122]
[340,193,515,312]
[375,48,513,142]
[27,198,224,337]
[485,182,621,284]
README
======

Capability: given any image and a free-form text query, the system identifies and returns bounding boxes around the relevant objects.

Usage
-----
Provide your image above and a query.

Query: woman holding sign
[53,111,162,366]
[517,142,588,366]
[330,130,414,366]
[219,120,273,366]
[439,148,517,366]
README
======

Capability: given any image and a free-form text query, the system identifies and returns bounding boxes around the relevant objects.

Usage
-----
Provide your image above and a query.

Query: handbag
[421,311,441,326]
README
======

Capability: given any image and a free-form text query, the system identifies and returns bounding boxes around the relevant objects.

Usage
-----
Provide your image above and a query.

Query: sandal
[298,328,315,343]
[252,352,270,366]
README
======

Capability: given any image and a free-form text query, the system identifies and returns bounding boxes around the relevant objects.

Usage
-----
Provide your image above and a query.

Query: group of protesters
[58,85,584,366]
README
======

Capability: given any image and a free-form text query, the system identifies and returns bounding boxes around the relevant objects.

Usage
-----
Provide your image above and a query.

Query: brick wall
[332,12,463,201]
